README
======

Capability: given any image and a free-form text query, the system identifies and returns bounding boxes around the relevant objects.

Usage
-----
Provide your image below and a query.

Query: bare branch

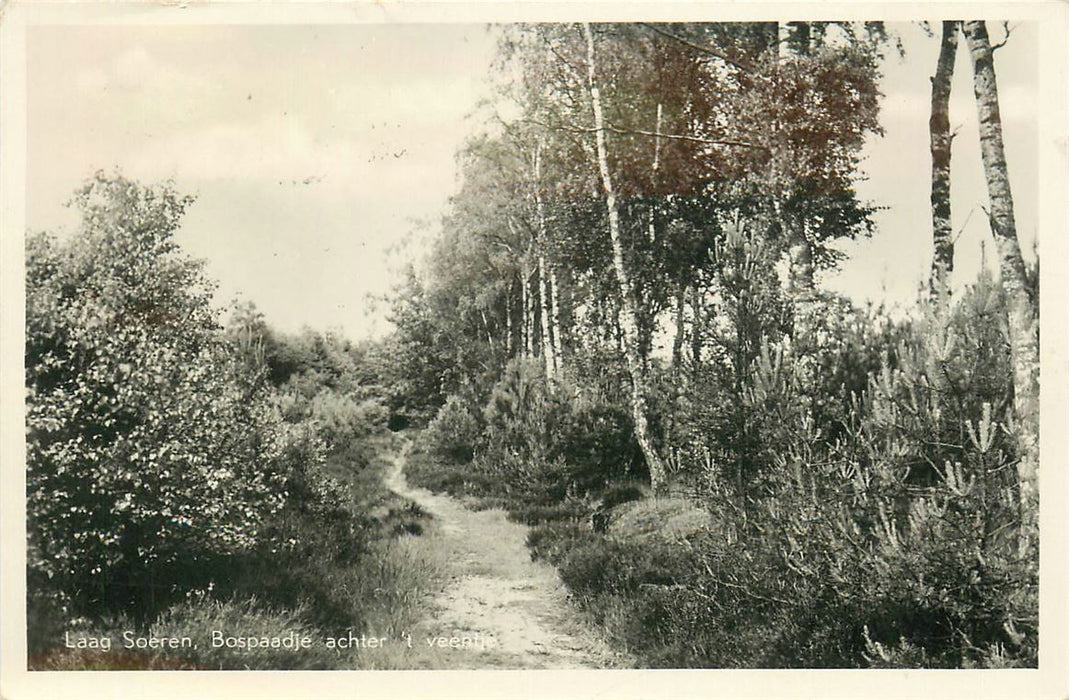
[604,125,770,153]
[542,37,586,88]
[951,204,979,245]
[517,117,768,153]
[990,21,1014,52]
[638,23,756,73]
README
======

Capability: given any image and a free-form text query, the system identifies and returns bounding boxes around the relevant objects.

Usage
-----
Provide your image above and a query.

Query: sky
[830,21,1037,307]
[26,21,1038,340]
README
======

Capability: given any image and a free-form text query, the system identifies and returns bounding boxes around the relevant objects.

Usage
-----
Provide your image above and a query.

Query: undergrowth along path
[380,442,630,670]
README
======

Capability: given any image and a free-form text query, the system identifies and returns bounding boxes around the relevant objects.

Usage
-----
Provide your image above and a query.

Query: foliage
[417,271,1039,670]
[666,274,1036,667]
[477,358,645,500]
[556,401,644,491]
[526,522,588,567]
[835,274,1035,667]
[26,174,290,629]
[422,394,483,464]
[25,175,436,671]
[310,389,387,452]
[481,357,563,463]
[349,20,1035,670]
[146,596,337,670]
[381,267,468,423]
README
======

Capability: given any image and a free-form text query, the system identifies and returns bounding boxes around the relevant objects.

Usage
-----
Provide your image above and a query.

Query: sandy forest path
[382,442,631,670]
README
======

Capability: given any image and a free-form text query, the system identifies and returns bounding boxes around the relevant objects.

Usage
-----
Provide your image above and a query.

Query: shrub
[481,357,562,462]
[558,536,622,598]
[422,394,482,463]
[599,482,648,510]
[404,444,502,503]
[25,175,291,630]
[835,275,1034,667]
[572,274,1037,669]
[383,502,431,537]
[507,498,590,526]
[475,358,645,505]
[526,522,589,566]
[310,389,387,450]
[559,536,693,600]
[554,403,643,492]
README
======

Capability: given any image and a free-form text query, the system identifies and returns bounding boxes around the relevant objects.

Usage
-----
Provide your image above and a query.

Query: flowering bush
[27,175,290,630]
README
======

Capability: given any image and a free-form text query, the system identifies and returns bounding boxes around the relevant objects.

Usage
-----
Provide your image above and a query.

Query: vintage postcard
[1,2,1067,698]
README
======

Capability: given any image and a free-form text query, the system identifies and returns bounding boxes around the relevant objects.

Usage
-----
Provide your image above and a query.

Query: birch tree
[962,20,1039,556]
[583,22,669,493]
[930,20,959,295]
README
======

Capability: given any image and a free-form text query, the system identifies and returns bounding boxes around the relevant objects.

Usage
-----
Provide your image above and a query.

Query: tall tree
[533,143,559,380]
[962,20,1039,557]
[930,21,959,295]
[584,22,669,493]
[669,22,886,298]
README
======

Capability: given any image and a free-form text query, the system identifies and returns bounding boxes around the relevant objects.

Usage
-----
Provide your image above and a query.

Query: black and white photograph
[1,2,1067,698]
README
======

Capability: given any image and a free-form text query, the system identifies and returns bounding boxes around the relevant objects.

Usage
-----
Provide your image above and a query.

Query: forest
[24,20,1039,671]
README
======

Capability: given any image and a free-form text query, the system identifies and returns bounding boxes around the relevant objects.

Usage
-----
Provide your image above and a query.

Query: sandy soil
[381,444,630,670]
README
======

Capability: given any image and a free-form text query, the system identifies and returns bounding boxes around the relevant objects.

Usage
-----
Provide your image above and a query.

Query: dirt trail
[383,444,629,670]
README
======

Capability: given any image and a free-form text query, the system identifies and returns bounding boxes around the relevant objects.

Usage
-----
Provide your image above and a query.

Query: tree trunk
[691,283,703,379]
[537,253,556,380]
[648,102,663,243]
[549,264,564,372]
[533,145,557,381]
[930,20,958,296]
[963,20,1039,558]
[521,265,533,358]
[666,281,689,441]
[672,281,687,370]
[505,285,513,358]
[769,21,815,300]
[584,22,669,495]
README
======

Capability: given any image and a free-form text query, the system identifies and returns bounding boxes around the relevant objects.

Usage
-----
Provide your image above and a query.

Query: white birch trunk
[538,253,556,381]
[584,22,669,495]
[648,102,662,243]
[521,265,533,358]
[549,264,563,374]
[505,286,513,358]
[964,20,1039,559]
[533,145,557,381]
